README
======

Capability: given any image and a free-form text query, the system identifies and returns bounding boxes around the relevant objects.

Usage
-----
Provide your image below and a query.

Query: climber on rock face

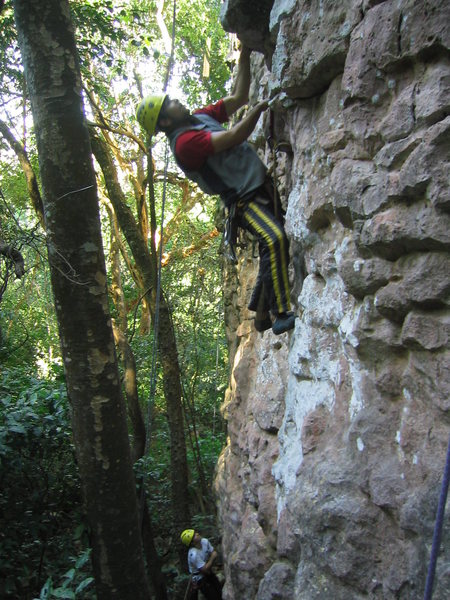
[180,529,222,599]
[137,45,295,335]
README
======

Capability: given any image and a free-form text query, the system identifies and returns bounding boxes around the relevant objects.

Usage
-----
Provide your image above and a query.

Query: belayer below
[180,529,222,600]
[137,45,295,335]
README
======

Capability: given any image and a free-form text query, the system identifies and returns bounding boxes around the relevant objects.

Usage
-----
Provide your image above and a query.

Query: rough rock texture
[217,1,450,599]
[220,0,275,54]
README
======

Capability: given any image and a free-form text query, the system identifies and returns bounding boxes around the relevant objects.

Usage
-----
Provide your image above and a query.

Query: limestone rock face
[220,0,275,54]
[218,1,450,599]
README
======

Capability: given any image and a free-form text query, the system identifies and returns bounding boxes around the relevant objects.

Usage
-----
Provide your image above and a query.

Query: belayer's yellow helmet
[136,94,167,136]
[180,529,195,547]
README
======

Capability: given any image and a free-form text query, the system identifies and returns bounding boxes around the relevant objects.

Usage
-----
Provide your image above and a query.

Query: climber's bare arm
[222,46,251,117]
[210,100,269,153]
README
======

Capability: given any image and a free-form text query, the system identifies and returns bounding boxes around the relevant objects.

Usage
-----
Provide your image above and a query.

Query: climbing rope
[163,0,177,94]
[423,435,450,600]
[269,109,279,221]
[139,0,177,517]
[142,140,170,460]
[183,576,193,600]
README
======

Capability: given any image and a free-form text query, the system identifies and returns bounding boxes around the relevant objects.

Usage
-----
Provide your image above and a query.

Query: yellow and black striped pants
[238,199,291,315]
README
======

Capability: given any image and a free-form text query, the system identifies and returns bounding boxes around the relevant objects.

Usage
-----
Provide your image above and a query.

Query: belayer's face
[193,531,202,545]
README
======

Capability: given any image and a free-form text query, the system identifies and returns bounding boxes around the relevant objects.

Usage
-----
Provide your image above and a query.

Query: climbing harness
[423,435,450,600]
[223,108,288,266]
[223,202,238,263]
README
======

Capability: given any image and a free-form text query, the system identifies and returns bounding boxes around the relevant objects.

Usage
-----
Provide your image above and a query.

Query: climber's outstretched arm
[222,45,251,117]
[210,99,269,153]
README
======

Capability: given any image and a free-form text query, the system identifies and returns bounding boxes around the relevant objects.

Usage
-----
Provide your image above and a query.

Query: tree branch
[161,228,219,267]
[156,0,172,54]
[0,118,45,227]
[0,240,25,278]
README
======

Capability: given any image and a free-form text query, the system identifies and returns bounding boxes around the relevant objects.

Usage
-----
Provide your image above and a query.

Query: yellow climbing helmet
[180,529,195,547]
[136,94,167,136]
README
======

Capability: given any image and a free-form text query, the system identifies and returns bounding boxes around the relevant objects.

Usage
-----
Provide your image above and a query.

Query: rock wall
[216,1,450,599]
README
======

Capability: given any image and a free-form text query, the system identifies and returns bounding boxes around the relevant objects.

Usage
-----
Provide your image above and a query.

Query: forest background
[0,1,236,598]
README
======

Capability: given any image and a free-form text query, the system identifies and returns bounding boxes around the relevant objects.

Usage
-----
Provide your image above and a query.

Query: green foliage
[161,201,228,415]
[38,549,95,600]
[174,0,232,106]
[0,183,57,369]
[71,0,156,92]
[0,368,88,599]
[1,0,234,591]
[0,2,24,103]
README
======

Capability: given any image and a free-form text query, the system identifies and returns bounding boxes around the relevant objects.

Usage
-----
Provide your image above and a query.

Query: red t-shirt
[175,100,228,170]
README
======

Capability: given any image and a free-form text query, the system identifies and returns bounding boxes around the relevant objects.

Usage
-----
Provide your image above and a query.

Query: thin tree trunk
[90,132,190,537]
[112,324,147,462]
[108,209,146,461]
[141,490,169,600]
[13,1,150,598]
[107,207,168,599]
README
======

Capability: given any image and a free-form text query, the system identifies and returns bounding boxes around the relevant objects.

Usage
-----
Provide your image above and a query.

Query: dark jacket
[167,112,267,207]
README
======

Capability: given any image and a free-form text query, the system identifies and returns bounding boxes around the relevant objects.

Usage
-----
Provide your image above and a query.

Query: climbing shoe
[272,312,295,335]
[254,316,272,332]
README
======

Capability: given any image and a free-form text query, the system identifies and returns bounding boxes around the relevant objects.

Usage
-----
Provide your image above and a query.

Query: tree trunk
[112,323,147,462]
[90,132,191,535]
[107,207,168,599]
[12,1,150,598]
[141,490,169,600]
[108,209,147,461]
